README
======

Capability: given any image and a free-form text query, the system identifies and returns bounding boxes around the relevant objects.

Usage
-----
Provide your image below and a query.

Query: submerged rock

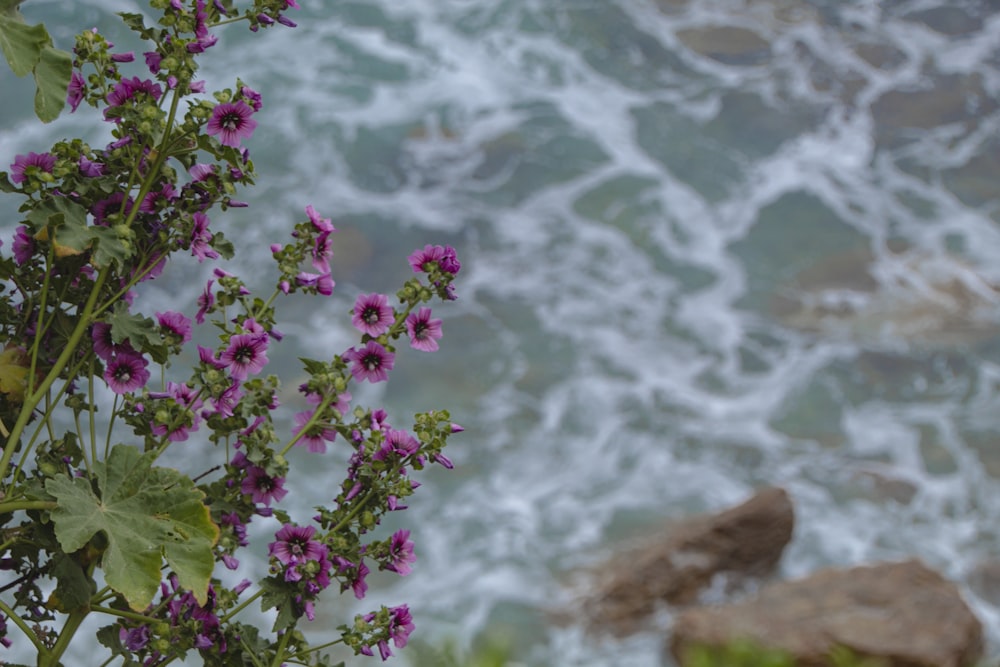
[581,487,793,636]
[670,559,983,667]
[675,26,772,65]
[769,246,1000,349]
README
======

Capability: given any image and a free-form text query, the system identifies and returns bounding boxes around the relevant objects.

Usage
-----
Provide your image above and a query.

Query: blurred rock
[769,245,1000,349]
[903,7,983,36]
[967,559,1000,606]
[872,72,997,148]
[670,559,983,667]
[675,26,772,65]
[583,487,793,636]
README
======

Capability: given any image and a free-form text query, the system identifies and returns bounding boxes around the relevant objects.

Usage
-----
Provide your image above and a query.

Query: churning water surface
[3,1,1000,665]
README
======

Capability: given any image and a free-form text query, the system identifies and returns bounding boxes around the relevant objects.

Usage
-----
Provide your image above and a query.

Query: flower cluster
[0,2,462,666]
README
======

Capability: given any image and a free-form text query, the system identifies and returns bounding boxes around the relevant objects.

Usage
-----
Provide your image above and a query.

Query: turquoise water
[3,1,1000,665]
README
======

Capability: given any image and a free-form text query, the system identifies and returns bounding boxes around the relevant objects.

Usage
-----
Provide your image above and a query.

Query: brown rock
[670,560,984,667]
[675,26,772,66]
[583,487,794,636]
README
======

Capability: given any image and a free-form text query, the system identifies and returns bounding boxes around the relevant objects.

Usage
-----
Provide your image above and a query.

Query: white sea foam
[2,1,1000,665]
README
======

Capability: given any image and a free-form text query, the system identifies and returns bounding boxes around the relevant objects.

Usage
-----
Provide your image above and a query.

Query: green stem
[0,267,110,488]
[90,605,153,624]
[212,15,251,28]
[0,598,46,656]
[254,288,283,319]
[269,629,292,667]
[240,635,269,667]
[331,488,376,534]
[278,393,335,458]
[104,393,119,459]
[26,243,56,398]
[0,500,57,514]
[296,636,343,656]
[219,589,263,624]
[88,367,98,469]
[12,352,92,484]
[41,607,88,667]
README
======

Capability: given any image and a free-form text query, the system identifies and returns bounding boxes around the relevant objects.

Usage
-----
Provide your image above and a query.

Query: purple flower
[196,280,215,324]
[433,452,454,469]
[385,530,416,576]
[198,344,226,370]
[190,212,219,261]
[92,322,134,361]
[384,429,419,457]
[157,311,192,344]
[343,341,395,383]
[104,352,150,394]
[305,205,335,233]
[120,625,150,651]
[292,410,336,453]
[189,163,216,181]
[9,152,56,184]
[66,71,85,112]
[352,560,370,599]
[206,101,257,148]
[78,155,104,177]
[144,50,163,73]
[208,381,242,419]
[269,524,327,566]
[220,512,249,547]
[150,382,202,442]
[440,246,461,274]
[241,85,262,111]
[220,333,269,380]
[407,244,461,275]
[105,76,162,110]
[388,605,414,648]
[241,465,288,506]
[352,293,394,336]
[91,193,134,226]
[405,307,443,352]
[312,230,333,273]
[295,271,334,295]
[12,226,35,265]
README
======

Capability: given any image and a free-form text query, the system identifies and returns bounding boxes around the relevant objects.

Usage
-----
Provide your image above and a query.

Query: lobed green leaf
[0,13,46,77]
[46,444,219,610]
[33,44,71,123]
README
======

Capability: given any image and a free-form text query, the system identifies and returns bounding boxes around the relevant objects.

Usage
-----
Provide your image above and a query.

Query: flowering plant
[0,2,461,666]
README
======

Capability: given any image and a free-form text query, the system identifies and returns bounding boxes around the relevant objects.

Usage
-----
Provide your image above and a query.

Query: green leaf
[0,171,16,192]
[107,301,169,364]
[0,14,46,77]
[211,231,235,260]
[89,225,133,268]
[46,445,219,610]
[259,576,300,632]
[0,1,24,16]
[49,551,95,612]
[33,44,71,123]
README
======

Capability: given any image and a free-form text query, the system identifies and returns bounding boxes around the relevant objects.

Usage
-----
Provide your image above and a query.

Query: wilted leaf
[0,343,29,401]
[46,444,219,610]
